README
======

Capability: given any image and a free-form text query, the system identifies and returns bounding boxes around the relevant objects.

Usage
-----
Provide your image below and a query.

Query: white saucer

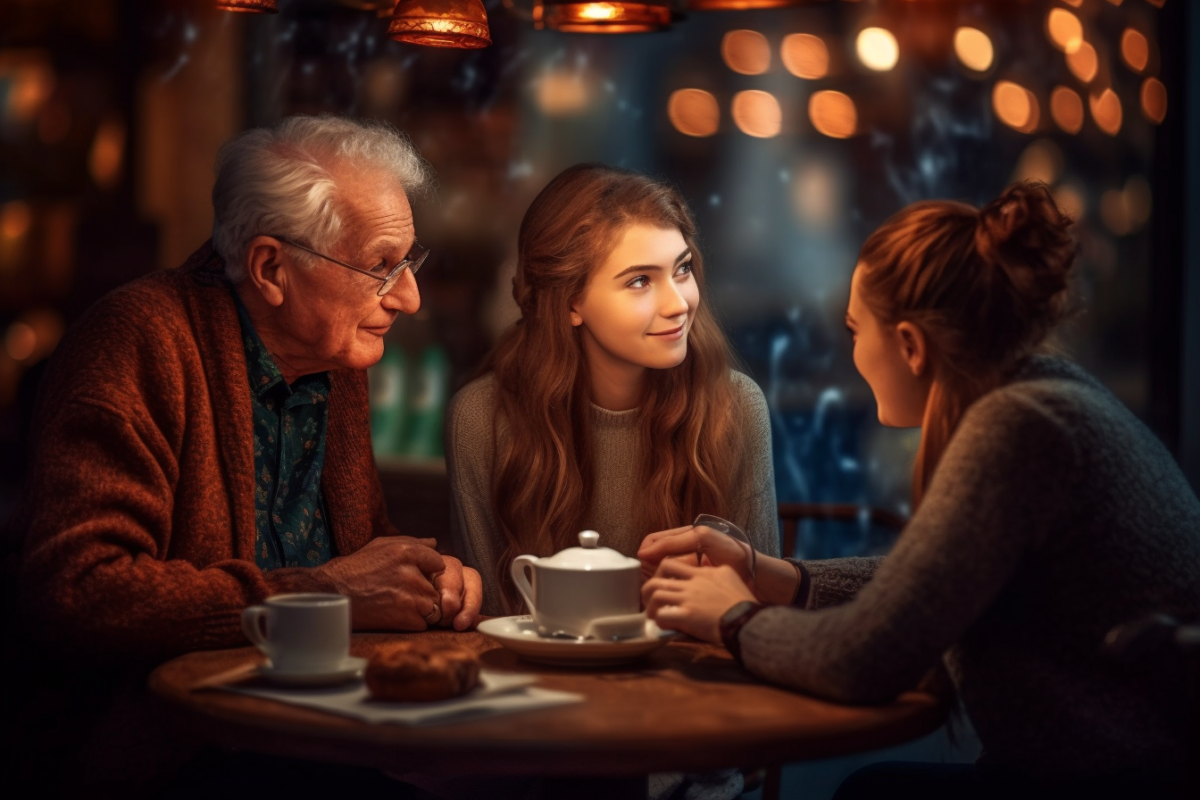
[259,656,367,687]
[478,615,675,667]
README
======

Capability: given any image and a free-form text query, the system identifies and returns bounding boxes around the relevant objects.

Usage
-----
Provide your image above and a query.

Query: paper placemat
[223,670,583,726]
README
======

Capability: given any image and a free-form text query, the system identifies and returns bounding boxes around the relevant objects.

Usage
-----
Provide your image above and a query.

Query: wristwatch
[718,600,766,664]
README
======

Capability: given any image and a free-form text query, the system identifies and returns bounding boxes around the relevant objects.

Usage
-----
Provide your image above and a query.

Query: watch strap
[719,600,766,664]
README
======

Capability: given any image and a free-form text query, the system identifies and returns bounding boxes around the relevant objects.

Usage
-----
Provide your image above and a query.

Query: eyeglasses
[269,235,429,296]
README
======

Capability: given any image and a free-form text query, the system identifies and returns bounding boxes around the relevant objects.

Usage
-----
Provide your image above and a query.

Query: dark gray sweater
[740,356,1200,773]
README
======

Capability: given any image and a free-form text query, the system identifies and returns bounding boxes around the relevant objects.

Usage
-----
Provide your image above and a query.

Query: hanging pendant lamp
[538,1,672,34]
[215,0,279,12]
[388,0,493,48]
[686,0,803,9]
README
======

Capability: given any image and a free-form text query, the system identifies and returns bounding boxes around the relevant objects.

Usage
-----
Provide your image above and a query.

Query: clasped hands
[639,525,797,644]
[317,536,482,632]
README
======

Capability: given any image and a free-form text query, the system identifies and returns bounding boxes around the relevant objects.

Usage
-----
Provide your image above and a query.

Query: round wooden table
[149,631,946,792]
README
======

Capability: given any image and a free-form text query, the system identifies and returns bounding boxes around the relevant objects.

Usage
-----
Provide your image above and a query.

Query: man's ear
[895,321,928,377]
[243,236,286,308]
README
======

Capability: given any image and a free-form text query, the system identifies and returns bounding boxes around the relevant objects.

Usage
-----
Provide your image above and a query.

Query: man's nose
[381,267,420,315]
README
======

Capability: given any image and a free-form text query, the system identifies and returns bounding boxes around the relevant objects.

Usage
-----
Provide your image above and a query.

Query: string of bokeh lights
[667,0,1167,143]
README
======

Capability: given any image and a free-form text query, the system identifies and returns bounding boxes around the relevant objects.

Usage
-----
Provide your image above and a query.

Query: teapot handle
[510,555,539,614]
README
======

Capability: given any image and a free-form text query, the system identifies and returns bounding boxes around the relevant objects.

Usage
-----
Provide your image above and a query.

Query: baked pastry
[365,640,481,702]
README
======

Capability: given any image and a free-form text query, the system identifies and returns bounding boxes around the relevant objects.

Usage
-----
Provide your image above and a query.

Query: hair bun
[974,181,1076,334]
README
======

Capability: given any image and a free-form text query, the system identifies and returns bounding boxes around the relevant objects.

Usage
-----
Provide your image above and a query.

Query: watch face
[721,600,759,626]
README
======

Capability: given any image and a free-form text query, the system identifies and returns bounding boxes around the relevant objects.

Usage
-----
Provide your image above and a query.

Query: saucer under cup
[242,592,350,676]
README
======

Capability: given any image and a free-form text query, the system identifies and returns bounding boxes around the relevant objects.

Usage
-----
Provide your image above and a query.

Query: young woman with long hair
[446,163,780,616]
[641,182,1200,797]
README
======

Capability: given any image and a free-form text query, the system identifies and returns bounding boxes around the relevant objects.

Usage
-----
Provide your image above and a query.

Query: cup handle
[510,555,538,615]
[241,605,270,656]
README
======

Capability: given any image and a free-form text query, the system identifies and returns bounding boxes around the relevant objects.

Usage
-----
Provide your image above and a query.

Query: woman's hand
[642,558,758,644]
[638,524,755,585]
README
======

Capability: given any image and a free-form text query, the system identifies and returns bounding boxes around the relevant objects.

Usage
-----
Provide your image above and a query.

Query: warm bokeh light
[667,89,720,137]
[1014,139,1064,185]
[993,81,1039,133]
[1120,28,1149,72]
[722,30,771,75]
[5,321,36,361]
[0,200,33,241]
[6,61,55,122]
[1050,86,1085,134]
[536,72,591,116]
[578,2,620,18]
[1141,77,1167,123]
[1105,0,1124,6]
[953,27,993,73]
[1053,184,1085,222]
[791,160,842,228]
[1066,40,1098,83]
[731,90,781,138]
[1144,0,1164,8]
[1124,175,1152,228]
[808,90,857,139]
[1060,0,1083,5]
[781,33,829,80]
[89,118,127,189]
[1089,88,1122,136]
[1047,8,1083,54]
[1101,187,1140,236]
[856,28,899,72]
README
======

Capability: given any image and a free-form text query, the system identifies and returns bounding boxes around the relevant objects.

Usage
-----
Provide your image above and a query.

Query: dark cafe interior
[1,0,1198,799]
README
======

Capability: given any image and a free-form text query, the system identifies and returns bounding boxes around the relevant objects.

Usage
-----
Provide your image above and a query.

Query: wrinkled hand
[642,559,757,644]
[638,524,755,586]
[315,536,450,631]
[428,553,483,631]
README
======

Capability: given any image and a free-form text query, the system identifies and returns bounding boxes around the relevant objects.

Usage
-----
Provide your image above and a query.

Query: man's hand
[315,536,447,631]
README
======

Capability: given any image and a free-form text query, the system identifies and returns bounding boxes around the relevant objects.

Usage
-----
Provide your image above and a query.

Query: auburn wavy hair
[484,164,742,612]
[856,181,1077,507]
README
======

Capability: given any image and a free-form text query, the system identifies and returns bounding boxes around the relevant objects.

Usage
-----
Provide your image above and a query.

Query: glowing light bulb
[1050,86,1085,134]
[731,90,781,138]
[993,81,1039,134]
[722,30,771,76]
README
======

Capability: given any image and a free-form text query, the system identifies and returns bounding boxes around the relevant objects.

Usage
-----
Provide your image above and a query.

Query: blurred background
[0,0,1197,792]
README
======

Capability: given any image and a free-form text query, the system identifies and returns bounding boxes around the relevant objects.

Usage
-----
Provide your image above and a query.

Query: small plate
[478,615,675,667]
[259,656,367,687]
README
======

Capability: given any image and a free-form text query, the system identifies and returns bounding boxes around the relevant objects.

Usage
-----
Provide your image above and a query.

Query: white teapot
[511,530,645,640]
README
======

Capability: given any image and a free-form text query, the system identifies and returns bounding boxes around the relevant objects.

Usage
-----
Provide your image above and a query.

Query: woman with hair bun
[446,163,780,618]
[642,182,1200,797]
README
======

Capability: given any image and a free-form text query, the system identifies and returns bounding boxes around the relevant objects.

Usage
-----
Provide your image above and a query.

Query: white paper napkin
[224,670,583,726]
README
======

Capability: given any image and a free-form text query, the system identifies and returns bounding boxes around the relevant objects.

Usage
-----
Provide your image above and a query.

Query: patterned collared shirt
[233,292,333,570]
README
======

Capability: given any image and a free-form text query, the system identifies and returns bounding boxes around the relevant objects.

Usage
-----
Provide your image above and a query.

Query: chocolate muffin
[365,640,481,702]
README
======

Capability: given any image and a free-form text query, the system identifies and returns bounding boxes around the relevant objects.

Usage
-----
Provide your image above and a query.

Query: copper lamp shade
[538,1,672,34]
[388,0,493,49]
[687,0,802,9]
[215,0,279,12]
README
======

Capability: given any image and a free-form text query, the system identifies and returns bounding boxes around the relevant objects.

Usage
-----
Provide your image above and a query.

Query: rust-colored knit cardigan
[15,242,397,664]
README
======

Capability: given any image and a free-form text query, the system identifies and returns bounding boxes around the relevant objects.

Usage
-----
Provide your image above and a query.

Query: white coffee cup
[511,531,644,640]
[241,593,350,674]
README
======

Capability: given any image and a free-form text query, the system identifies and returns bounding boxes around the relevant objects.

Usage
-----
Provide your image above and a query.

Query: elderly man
[9,116,480,795]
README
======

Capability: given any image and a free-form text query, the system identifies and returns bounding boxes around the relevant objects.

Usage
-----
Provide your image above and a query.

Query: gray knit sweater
[446,371,781,616]
[741,355,1200,773]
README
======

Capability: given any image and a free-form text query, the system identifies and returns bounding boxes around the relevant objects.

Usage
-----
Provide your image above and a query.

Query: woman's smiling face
[570,223,699,390]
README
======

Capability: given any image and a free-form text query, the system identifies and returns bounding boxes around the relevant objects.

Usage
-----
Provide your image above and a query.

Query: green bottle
[402,344,449,458]
[368,345,408,457]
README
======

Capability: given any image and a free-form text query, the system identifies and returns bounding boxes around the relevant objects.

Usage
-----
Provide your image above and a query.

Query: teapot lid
[538,531,640,571]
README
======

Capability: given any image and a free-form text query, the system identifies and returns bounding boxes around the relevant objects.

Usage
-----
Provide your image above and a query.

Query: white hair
[211,115,433,282]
